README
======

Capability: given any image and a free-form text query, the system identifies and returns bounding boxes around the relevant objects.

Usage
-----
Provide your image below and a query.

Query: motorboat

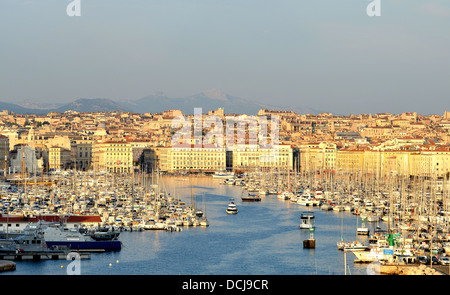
[241,193,261,202]
[342,241,370,252]
[213,171,235,179]
[226,199,238,214]
[23,221,122,251]
[357,227,370,236]
[299,212,315,229]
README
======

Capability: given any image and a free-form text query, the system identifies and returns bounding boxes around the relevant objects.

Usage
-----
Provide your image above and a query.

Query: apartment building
[165,145,227,173]
[48,147,72,170]
[232,144,294,171]
[93,141,133,173]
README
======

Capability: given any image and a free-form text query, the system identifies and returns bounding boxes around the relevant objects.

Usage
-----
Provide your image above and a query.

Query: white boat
[297,192,312,205]
[143,221,166,230]
[299,212,315,229]
[199,218,209,227]
[223,178,235,185]
[351,248,389,263]
[314,190,324,199]
[259,189,268,196]
[305,199,321,207]
[226,199,238,214]
[366,214,380,223]
[321,203,332,211]
[357,227,370,235]
[213,172,235,179]
[343,241,370,252]
[297,197,308,205]
[333,205,344,212]
[278,191,292,200]
[344,204,354,212]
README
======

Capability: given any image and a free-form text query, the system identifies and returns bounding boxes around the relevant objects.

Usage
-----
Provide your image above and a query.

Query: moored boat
[23,221,122,251]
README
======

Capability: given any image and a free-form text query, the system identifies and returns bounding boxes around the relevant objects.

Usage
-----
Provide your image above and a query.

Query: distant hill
[0,101,49,114]
[55,98,131,113]
[0,91,321,115]
[119,89,321,115]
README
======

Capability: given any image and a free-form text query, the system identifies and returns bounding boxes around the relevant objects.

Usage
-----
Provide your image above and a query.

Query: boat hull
[46,240,122,251]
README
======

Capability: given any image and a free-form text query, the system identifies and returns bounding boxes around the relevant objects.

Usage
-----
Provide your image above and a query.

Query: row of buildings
[0,109,448,178]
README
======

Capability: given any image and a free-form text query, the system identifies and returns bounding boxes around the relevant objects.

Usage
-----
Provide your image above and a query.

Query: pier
[0,251,90,261]
[1,169,450,275]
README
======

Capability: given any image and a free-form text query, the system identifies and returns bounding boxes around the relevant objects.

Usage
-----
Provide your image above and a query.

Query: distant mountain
[55,98,131,113]
[0,101,49,114]
[0,91,321,115]
[119,89,321,115]
[16,100,65,110]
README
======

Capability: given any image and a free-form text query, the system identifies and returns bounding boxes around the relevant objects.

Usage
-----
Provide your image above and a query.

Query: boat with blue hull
[23,221,122,251]
[45,239,121,251]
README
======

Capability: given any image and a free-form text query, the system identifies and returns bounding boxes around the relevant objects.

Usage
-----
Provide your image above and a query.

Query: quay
[0,260,16,272]
[380,263,446,275]
[0,251,90,261]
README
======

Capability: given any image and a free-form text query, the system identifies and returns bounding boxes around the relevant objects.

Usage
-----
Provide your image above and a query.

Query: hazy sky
[1,0,449,115]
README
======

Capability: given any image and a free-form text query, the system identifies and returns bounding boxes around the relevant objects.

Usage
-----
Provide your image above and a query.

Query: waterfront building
[48,146,72,170]
[166,145,227,173]
[93,141,133,173]
[232,144,294,171]
[299,142,337,173]
[71,141,93,171]
[0,135,9,174]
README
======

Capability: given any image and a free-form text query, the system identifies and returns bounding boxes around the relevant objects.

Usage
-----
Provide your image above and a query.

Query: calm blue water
[3,176,382,275]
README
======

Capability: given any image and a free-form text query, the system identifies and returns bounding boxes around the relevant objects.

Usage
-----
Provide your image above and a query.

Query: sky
[0,0,449,115]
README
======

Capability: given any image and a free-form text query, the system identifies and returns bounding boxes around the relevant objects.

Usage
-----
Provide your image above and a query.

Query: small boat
[213,171,235,179]
[321,203,332,211]
[199,218,209,227]
[23,221,122,251]
[357,217,370,235]
[357,227,370,236]
[366,214,380,223]
[299,212,315,229]
[226,199,238,214]
[343,241,370,252]
[241,192,261,202]
[305,199,321,207]
[277,191,292,200]
[195,209,204,218]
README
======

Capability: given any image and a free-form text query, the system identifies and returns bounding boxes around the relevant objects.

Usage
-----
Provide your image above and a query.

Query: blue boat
[23,221,122,251]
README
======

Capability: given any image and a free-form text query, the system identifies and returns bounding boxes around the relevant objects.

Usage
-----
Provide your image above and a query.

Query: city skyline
[1,1,450,115]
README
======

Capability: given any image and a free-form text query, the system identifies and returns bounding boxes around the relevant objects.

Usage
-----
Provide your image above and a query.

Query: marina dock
[0,251,90,261]
[1,169,450,275]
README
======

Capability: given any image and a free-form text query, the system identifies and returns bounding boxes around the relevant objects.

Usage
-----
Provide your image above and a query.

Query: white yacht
[226,199,238,214]
[299,212,315,229]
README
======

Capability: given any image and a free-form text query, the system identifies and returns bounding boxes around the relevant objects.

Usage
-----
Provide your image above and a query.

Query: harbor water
[3,176,381,275]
